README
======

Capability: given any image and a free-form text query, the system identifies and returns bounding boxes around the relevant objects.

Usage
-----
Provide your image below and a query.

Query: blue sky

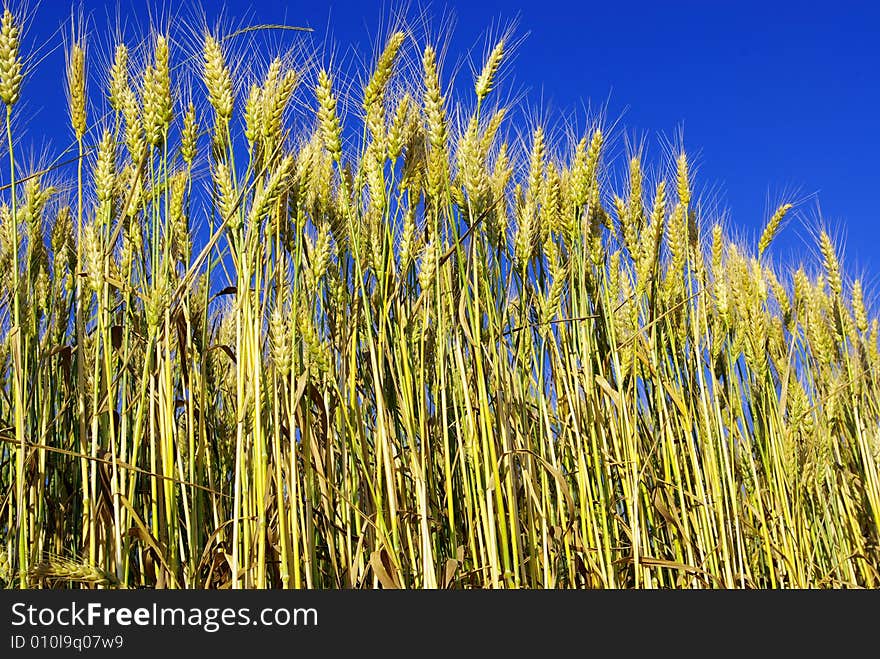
[13,0,880,285]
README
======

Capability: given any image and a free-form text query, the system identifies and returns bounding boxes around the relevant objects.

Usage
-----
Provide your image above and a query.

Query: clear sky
[12,0,880,286]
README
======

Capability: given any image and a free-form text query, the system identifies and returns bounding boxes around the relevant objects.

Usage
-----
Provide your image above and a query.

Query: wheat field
[0,6,878,589]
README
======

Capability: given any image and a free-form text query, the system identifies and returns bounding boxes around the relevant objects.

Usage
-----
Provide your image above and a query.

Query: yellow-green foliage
[0,8,879,590]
